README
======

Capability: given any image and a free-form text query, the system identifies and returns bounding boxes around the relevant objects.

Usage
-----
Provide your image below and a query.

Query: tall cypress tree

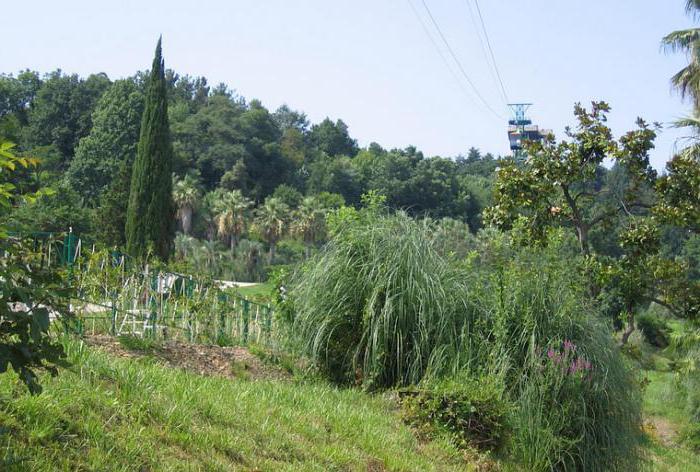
[125,37,175,260]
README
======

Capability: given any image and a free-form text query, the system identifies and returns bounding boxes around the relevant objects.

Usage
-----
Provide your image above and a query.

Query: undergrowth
[117,334,161,353]
[289,215,644,471]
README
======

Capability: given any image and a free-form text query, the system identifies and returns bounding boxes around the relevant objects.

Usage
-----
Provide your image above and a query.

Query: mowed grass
[236,282,274,303]
[0,338,466,471]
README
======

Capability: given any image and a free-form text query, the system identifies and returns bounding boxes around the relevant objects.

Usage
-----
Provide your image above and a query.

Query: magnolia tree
[486,102,698,342]
[485,101,657,256]
[655,121,700,235]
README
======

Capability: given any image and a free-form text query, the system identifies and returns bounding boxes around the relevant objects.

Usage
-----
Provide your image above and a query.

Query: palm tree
[293,196,327,258]
[174,233,196,261]
[215,190,253,251]
[663,1,700,107]
[201,190,223,242]
[172,174,201,235]
[199,240,221,274]
[661,2,700,234]
[255,197,290,262]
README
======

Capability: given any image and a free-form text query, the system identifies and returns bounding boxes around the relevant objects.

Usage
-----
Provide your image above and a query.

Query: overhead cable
[463,0,508,104]
[406,0,497,118]
[472,0,510,104]
[419,0,505,119]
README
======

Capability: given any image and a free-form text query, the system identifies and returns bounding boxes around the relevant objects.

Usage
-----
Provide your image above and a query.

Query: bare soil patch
[645,416,679,446]
[84,334,290,381]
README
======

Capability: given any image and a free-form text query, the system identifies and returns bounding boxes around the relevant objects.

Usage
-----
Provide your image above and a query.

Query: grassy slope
[635,332,700,471]
[0,339,466,471]
[643,369,700,471]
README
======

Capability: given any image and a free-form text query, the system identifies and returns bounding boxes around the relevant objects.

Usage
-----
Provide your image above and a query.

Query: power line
[419,0,505,119]
[472,0,509,104]
[406,0,495,117]
[463,0,507,105]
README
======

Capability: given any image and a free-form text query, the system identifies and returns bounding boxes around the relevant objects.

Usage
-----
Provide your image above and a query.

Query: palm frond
[688,0,700,17]
[670,64,700,103]
[662,28,700,53]
[672,115,700,130]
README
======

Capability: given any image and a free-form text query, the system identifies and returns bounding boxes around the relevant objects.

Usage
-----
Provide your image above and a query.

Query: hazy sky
[2,0,694,169]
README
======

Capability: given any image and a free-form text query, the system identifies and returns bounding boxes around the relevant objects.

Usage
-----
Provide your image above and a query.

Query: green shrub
[621,331,657,370]
[682,422,700,452]
[215,333,236,347]
[400,376,510,451]
[248,344,297,375]
[275,238,306,265]
[511,335,639,471]
[637,312,670,347]
[682,348,700,421]
[229,359,251,379]
[669,327,700,422]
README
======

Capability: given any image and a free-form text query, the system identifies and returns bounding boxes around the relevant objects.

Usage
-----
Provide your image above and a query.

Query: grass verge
[0,337,466,471]
[642,368,700,471]
[629,324,700,471]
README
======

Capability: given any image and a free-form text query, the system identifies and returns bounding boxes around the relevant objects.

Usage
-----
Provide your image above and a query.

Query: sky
[2,0,695,169]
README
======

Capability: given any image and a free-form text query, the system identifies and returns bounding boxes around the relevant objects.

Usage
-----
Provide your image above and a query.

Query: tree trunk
[620,306,635,345]
[269,243,276,264]
[180,207,193,235]
[562,186,590,257]
[230,234,238,253]
[206,222,215,242]
[576,224,590,256]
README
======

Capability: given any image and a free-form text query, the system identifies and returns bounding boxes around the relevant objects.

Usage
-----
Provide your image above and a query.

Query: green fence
[9,230,277,348]
[71,257,277,347]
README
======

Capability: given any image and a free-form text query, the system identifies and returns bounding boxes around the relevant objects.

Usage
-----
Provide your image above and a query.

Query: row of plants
[69,248,278,347]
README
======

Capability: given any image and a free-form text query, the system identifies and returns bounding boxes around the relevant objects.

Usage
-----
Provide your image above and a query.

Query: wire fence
[10,229,278,348]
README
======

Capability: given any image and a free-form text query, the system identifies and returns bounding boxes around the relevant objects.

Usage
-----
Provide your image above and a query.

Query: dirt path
[646,416,679,446]
[84,334,291,381]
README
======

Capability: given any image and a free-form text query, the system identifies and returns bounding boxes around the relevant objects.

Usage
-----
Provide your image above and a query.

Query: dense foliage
[288,213,642,470]
[0,141,71,393]
[291,213,469,386]
[0,10,697,467]
[0,61,499,279]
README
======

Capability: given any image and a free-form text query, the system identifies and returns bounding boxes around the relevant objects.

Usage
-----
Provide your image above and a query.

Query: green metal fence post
[242,299,250,344]
[149,309,157,339]
[219,309,226,344]
[265,305,272,340]
[111,295,117,336]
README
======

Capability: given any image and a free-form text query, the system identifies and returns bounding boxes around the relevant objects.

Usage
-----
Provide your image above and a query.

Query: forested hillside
[0,68,503,278]
[3,67,695,284]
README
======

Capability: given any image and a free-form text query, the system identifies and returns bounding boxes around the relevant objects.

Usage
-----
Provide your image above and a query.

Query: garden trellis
[9,230,277,347]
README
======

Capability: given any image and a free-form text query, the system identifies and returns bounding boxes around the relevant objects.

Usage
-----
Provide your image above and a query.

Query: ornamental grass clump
[290,213,473,387]
[471,239,642,471]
